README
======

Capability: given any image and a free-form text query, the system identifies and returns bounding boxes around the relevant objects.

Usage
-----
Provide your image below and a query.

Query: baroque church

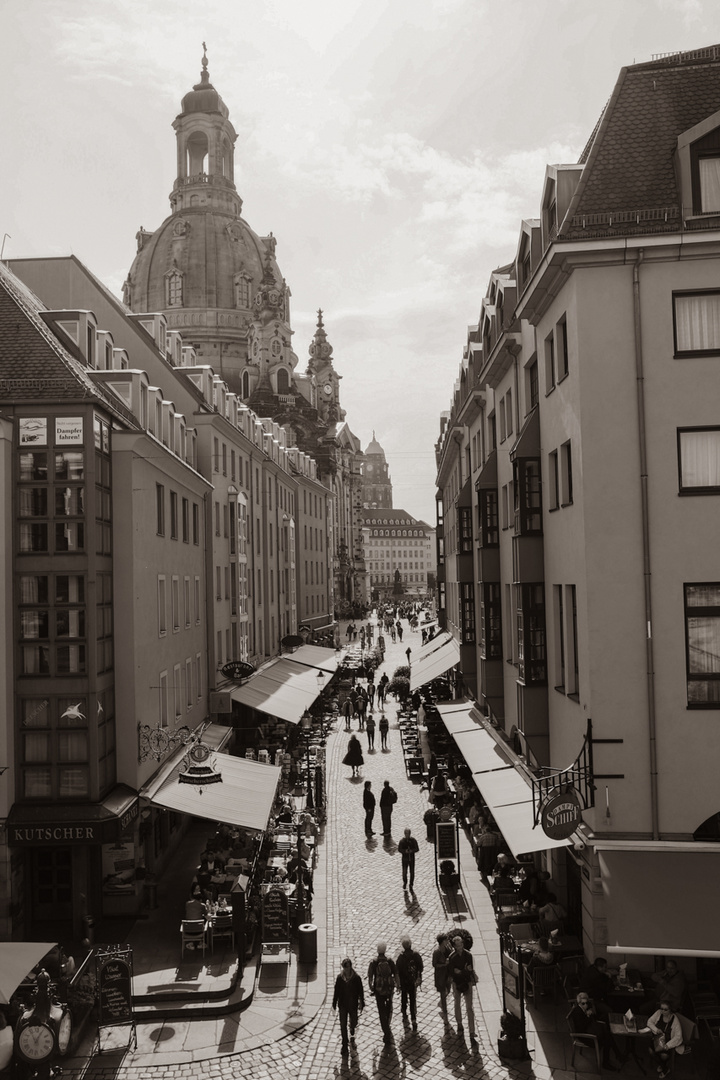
[124,49,366,608]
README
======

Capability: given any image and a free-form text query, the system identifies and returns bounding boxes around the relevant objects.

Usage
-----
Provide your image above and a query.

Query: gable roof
[0,263,136,426]
[361,508,432,530]
[563,46,720,239]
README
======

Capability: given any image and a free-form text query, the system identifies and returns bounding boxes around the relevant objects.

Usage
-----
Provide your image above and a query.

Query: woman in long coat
[342,734,364,777]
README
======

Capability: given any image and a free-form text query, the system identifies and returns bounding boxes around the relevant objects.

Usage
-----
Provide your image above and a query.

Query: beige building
[436,47,720,964]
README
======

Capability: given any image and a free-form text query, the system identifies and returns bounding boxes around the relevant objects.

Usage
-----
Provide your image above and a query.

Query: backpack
[404,953,420,985]
[374,957,394,997]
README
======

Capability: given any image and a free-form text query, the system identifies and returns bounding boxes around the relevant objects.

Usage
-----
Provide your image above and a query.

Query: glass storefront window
[55,522,84,551]
[55,609,85,638]
[59,768,88,797]
[20,610,49,639]
[24,768,52,798]
[24,732,51,762]
[22,645,50,675]
[54,451,84,481]
[56,644,86,675]
[18,487,48,516]
[55,486,84,516]
[56,576,85,603]
[19,576,49,604]
[19,452,48,481]
[19,523,48,552]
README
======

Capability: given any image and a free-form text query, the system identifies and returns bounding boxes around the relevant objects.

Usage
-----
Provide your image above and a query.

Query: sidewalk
[61,615,630,1079]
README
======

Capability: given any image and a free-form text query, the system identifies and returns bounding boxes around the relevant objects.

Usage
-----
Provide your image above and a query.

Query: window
[480,582,502,659]
[684,584,720,706]
[678,428,720,492]
[499,400,507,443]
[554,584,565,690]
[159,671,167,726]
[527,359,539,409]
[166,270,183,307]
[170,491,178,539]
[513,458,542,534]
[548,450,559,510]
[545,332,555,391]
[195,575,201,624]
[501,484,509,530]
[674,292,720,356]
[567,584,579,697]
[517,584,546,685]
[184,576,191,628]
[506,389,513,437]
[458,507,473,552]
[213,437,219,472]
[182,497,189,542]
[560,441,573,505]
[192,502,199,545]
[698,155,720,212]
[158,575,167,635]
[216,566,222,601]
[555,316,568,380]
[172,576,180,631]
[174,663,182,720]
[215,501,220,536]
[186,658,193,708]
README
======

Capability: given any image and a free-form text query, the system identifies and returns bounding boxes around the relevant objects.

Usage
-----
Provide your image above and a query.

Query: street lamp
[300,710,314,810]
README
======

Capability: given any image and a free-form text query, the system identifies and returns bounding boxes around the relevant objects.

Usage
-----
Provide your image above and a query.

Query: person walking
[367,942,400,1045]
[396,937,424,1032]
[448,935,479,1047]
[398,828,419,890]
[378,713,390,750]
[343,734,364,778]
[356,687,368,731]
[477,823,500,879]
[396,620,403,642]
[376,679,386,708]
[379,780,397,836]
[365,713,376,751]
[363,781,376,837]
[333,957,365,1056]
[432,933,451,1026]
[367,681,376,711]
[377,633,385,659]
[342,696,354,732]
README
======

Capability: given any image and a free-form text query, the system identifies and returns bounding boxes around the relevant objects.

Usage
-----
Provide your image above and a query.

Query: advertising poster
[19,417,47,445]
[55,417,84,445]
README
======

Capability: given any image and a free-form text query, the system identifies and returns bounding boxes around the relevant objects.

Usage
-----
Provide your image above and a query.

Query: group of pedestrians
[362,779,398,836]
[333,935,479,1055]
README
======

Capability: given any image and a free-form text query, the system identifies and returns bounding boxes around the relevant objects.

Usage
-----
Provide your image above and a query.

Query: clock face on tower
[366,464,373,473]
[323,383,333,396]
[18,1022,55,1061]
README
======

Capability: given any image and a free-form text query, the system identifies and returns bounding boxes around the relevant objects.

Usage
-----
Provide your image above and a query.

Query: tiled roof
[362,509,432,529]
[0,263,135,424]
[565,48,720,239]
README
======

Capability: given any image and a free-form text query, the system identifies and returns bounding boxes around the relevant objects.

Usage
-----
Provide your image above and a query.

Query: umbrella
[0,942,57,1005]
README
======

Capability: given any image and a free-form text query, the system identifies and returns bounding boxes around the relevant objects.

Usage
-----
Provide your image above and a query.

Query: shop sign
[18,417,47,445]
[281,634,303,649]
[262,887,289,943]
[55,416,84,444]
[9,823,100,845]
[502,949,522,1019]
[435,821,457,860]
[540,788,582,840]
[98,955,133,1026]
[220,660,255,682]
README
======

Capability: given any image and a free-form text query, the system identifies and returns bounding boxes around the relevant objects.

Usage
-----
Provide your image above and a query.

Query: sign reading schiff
[540,788,582,840]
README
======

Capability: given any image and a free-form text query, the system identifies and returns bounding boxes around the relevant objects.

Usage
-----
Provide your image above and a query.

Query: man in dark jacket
[398,828,419,890]
[367,942,400,1044]
[568,993,621,1070]
[379,780,397,835]
[396,936,424,1031]
[363,781,376,837]
[333,957,365,1055]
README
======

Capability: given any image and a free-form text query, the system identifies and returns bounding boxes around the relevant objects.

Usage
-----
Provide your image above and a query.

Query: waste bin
[81,915,95,946]
[298,923,317,964]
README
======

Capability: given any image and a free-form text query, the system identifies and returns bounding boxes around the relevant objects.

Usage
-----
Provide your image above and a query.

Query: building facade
[436,47,720,964]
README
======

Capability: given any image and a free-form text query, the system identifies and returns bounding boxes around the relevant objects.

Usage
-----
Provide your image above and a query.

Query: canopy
[410,636,460,691]
[599,849,720,957]
[414,630,453,663]
[283,644,341,673]
[437,702,572,858]
[147,753,281,834]
[230,656,328,723]
[0,942,57,1004]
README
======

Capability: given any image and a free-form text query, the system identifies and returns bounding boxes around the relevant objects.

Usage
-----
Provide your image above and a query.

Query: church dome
[365,432,386,458]
[179,45,229,118]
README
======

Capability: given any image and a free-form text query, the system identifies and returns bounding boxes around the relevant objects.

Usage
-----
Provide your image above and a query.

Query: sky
[2,0,719,524]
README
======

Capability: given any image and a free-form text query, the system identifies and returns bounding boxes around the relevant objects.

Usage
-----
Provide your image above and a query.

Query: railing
[651,46,720,63]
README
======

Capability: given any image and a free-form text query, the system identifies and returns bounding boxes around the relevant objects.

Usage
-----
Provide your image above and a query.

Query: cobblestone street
[63,620,533,1080]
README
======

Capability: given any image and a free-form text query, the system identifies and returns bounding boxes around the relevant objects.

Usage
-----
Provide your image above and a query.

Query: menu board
[98,957,133,1026]
[262,887,290,943]
[436,822,457,860]
[501,950,522,1019]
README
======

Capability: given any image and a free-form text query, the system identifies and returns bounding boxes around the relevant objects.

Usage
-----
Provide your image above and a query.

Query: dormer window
[677,112,720,221]
[234,272,251,309]
[696,151,720,213]
[166,269,183,308]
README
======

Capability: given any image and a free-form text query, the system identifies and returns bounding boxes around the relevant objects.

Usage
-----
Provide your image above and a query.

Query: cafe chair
[524,962,562,1004]
[661,1014,699,1077]
[180,918,207,958]
[405,756,425,781]
[209,913,235,953]
[566,1012,602,1072]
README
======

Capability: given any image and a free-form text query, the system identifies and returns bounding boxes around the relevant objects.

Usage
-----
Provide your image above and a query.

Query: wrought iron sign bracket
[531,718,596,828]
[137,722,192,763]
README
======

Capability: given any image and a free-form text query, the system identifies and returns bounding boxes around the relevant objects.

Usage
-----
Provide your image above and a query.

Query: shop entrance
[31,847,73,924]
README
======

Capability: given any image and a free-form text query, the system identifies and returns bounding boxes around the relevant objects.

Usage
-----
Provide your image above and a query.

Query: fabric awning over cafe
[437,702,572,858]
[0,942,57,1005]
[599,849,720,957]
[414,630,453,664]
[147,753,281,834]
[230,655,330,723]
[410,636,460,691]
[284,644,341,672]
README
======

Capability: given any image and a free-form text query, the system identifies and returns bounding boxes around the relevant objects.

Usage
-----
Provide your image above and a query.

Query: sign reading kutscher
[540,788,582,840]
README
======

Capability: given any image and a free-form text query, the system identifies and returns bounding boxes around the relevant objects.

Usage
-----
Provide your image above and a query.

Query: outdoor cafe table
[609,1012,650,1073]
[517,934,584,962]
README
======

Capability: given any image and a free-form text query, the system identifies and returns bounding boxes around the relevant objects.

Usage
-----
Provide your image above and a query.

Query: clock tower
[362,433,393,509]
[308,310,344,430]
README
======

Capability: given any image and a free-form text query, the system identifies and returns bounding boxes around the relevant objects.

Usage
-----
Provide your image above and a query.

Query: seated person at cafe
[579,957,615,1004]
[299,813,319,839]
[275,801,294,827]
[649,960,687,1014]
[568,992,622,1071]
[527,937,556,971]
[518,868,551,908]
[537,892,566,932]
[196,859,216,899]
[491,864,517,896]
[201,848,226,873]
[492,852,517,876]
[641,1000,684,1079]
[185,897,205,919]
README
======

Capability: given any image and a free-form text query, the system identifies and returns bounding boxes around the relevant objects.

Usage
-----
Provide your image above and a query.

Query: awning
[284,644,341,672]
[410,636,460,691]
[475,449,498,488]
[0,942,58,1004]
[415,630,453,663]
[6,785,139,846]
[147,753,281,834]
[230,656,328,723]
[599,849,720,957]
[437,702,572,858]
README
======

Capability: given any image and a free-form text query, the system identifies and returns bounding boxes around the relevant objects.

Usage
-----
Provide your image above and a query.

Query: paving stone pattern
[63,620,533,1080]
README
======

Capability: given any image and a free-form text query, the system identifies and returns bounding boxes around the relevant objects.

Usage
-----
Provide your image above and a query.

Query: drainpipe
[632,248,660,840]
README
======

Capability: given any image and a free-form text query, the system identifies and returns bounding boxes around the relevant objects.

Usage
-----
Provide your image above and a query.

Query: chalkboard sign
[501,950,522,1019]
[98,956,133,1026]
[262,887,290,943]
[436,821,457,860]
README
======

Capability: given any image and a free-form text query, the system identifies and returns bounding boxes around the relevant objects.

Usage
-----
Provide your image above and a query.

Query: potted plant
[424,805,440,841]
[439,859,460,890]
